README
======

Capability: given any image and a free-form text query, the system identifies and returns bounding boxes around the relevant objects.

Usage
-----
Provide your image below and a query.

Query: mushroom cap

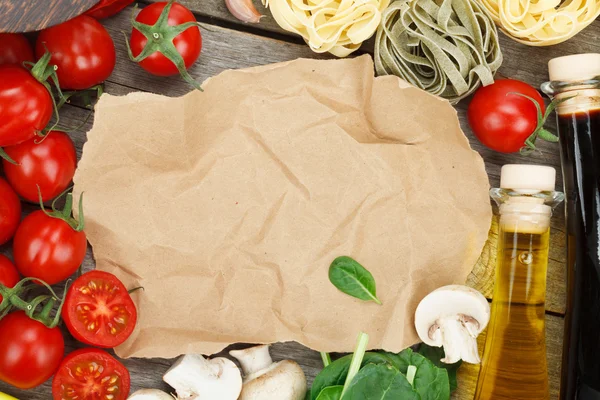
[163,354,242,400]
[239,360,307,400]
[127,389,173,400]
[414,285,490,346]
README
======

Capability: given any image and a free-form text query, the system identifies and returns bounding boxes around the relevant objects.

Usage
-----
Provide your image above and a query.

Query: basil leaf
[418,344,461,392]
[329,256,381,304]
[310,352,396,399]
[394,348,450,400]
[315,386,343,400]
[342,363,419,400]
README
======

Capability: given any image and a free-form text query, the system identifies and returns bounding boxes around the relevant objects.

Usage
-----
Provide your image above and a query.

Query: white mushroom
[127,389,173,400]
[162,354,242,400]
[414,285,490,364]
[229,345,307,400]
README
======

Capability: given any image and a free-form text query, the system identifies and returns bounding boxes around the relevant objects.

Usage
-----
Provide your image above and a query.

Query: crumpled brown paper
[73,55,491,358]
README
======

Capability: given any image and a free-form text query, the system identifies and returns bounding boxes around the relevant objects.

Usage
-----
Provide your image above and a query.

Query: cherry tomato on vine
[3,131,77,203]
[86,0,134,19]
[63,270,137,348]
[13,196,87,285]
[0,311,64,389]
[52,348,130,400]
[0,65,53,147]
[0,178,21,246]
[0,33,34,66]
[36,15,116,90]
[468,79,551,153]
[0,255,20,303]
[128,2,202,89]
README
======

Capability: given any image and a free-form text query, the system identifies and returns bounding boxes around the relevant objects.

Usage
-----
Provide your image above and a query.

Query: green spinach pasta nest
[375,0,503,104]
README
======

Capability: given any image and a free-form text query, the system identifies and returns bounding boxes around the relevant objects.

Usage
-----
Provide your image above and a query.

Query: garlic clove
[224,0,263,23]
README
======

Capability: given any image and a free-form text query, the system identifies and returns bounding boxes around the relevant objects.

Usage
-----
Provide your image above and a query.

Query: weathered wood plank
[0,6,578,398]
[141,0,600,90]
[142,0,286,36]
[0,301,564,399]
[0,0,97,33]
[4,6,571,315]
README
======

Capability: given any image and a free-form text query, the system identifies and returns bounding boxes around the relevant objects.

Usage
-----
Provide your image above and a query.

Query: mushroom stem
[230,345,273,376]
[431,316,481,364]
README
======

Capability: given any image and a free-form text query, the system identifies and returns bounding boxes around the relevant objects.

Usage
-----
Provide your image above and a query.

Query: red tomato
[36,16,116,90]
[0,178,21,246]
[63,270,137,348]
[86,0,134,19]
[0,311,64,389]
[52,348,130,400]
[0,65,53,147]
[130,2,202,76]
[13,210,87,285]
[0,255,20,303]
[468,79,546,153]
[3,131,77,203]
[0,33,34,66]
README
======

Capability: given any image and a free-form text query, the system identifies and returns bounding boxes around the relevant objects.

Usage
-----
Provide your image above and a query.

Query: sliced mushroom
[230,345,307,400]
[127,389,173,400]
[162,354,242,400]
[414,285,490,364]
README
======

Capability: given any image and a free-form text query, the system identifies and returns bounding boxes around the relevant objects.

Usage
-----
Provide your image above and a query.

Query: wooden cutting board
[0,0,98,33]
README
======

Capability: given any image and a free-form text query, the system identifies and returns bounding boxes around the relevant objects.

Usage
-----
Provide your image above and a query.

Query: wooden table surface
[1,0,598,398]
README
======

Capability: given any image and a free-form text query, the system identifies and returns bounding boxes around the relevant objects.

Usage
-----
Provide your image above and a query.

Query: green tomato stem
[0,148,17,164]
[0,278,69,328]
[38,187,85,232]
[341,332,369,397]
[124,1,204,91]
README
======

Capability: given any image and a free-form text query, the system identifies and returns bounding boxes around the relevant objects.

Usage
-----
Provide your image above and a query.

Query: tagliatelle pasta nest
[375,0,503,103]
[480,0,600,46]
[262,0,390,57]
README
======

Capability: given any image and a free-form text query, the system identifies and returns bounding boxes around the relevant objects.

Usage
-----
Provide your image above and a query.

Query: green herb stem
[341,332,369,398]
[406,365,417,387]
[320,352,332,368]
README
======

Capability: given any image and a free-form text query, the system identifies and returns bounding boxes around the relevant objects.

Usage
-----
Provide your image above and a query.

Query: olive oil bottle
[475,164,564,400]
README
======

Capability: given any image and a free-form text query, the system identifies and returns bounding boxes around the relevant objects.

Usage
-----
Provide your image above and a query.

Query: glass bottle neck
[541,78,600,115]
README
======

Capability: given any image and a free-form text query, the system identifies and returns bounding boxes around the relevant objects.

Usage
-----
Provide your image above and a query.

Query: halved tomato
[63,271,137,348]
[52,348,130,400]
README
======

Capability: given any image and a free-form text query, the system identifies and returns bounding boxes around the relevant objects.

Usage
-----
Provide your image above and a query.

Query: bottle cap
[500,164,556,193]
[548,54,600,82]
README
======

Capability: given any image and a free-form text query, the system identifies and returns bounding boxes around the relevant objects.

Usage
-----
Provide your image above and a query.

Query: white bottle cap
[548,53,600,82]
[500,164,556,193]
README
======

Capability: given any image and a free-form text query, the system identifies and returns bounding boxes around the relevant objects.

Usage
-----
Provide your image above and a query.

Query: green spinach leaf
[394,348,450,400]
[342,363,419,400]
[310,352,399,399]
[315,386,343,400]
[418,344,461,392]
[329,256,381,304]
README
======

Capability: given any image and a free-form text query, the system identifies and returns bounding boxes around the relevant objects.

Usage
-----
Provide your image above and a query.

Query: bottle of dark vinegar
[542,54,600,399]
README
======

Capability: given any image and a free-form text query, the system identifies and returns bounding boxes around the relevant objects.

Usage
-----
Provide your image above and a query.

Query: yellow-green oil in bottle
[475,195,556,400]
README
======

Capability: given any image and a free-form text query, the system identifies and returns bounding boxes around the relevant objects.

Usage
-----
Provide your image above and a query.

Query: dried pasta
[375,0,503,103]
[263,0,390,57]
[480,0,600,46]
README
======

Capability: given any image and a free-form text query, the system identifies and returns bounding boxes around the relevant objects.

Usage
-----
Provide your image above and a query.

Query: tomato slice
[52,348,130,400]
[63,271,137,348]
